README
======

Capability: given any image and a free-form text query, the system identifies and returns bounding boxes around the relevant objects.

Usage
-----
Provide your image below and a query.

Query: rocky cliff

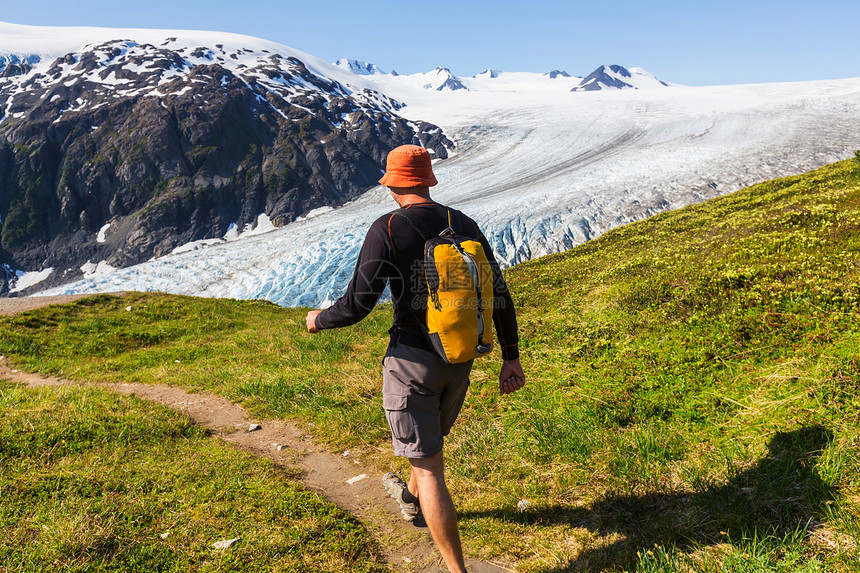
[0,37,451,294]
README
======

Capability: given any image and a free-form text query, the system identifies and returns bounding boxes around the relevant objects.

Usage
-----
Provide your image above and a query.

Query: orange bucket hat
[378,145,438,188]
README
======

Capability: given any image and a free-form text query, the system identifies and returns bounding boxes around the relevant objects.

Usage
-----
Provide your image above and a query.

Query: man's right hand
[305,310,322,333]
[499,358,526,395]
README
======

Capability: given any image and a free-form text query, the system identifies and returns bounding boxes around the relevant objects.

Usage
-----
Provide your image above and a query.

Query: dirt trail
[0,293,105,315]
[0,295,513,573]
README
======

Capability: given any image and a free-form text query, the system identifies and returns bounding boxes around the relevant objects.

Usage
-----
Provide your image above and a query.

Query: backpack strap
[394,205,455,241]
[394,208,430,242]
[393,205,449,336]
[448,209,461,234]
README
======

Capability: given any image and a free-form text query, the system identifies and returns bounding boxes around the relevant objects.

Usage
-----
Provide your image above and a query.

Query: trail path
[0,295,512,573]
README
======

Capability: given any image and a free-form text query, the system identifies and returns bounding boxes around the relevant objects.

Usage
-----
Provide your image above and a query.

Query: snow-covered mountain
[544,70,572,79]
[418,67,468,92]
[326,62,661,93]
[475,69,502,79]
[4,22,860,307]
[0,22,450,293]
[335,60,482,91]
[333,58,389,76]
[572,64,669,91]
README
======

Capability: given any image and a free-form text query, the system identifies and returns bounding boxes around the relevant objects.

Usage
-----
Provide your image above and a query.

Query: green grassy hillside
[2,157,860,572]
[0,381,387,572]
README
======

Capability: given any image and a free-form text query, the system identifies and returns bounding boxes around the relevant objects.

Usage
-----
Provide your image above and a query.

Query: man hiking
[305,144,526,573]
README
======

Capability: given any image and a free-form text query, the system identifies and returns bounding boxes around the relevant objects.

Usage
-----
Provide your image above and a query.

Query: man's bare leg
[408,451,466,573]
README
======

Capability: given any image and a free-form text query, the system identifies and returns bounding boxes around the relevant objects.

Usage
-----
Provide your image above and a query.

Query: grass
[0,294,392,453]
[2,157,860,571]
[0,380,388,572]
[634,530,830,572]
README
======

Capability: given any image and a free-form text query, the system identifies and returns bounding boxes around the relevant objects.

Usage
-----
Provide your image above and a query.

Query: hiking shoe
[382,472,420,522]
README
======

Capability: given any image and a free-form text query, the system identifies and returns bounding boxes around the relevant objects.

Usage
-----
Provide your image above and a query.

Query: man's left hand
[306,310,322,333]
[499,358,526,395]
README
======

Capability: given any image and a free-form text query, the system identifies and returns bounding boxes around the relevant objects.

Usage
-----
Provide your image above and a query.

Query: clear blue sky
[2,0,858,86]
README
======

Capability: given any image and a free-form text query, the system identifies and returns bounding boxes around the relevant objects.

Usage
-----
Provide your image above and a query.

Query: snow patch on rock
[10,268,54,293]
[81,260,117,277]
[96,223,111,243]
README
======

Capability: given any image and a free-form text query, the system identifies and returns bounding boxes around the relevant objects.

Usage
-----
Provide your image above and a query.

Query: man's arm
[473,224,526,394]
[305,218,394,333]
[477,235,520,357]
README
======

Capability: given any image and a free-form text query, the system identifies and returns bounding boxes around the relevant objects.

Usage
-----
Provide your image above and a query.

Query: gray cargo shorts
[382,342,474,459]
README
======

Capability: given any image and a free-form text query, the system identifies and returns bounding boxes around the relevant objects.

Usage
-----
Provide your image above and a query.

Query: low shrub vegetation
[3,157,860,571]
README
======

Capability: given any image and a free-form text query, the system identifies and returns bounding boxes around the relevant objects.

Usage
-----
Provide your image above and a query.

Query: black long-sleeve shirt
[315,201,520,360]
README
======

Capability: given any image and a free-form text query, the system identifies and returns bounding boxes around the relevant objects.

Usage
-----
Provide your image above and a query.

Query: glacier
[5,22,859,308]
[35,73,860,308]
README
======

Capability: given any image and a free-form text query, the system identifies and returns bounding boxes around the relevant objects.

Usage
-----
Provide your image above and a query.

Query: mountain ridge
[329,58,668,92]
[0,22,452,294]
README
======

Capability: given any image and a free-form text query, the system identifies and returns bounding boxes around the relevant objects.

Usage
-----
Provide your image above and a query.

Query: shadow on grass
[463,425,835,572]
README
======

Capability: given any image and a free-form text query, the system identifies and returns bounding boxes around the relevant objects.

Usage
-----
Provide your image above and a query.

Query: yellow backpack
[398,208,494,364]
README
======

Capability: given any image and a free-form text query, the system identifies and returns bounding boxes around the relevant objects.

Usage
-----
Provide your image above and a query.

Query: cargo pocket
[383,394,416,443]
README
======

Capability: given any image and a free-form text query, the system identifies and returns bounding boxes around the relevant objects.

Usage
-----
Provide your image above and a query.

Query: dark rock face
[0,40,452,294]
[436,78,467,91]
[0,54,41,79]
[544,70,571,79]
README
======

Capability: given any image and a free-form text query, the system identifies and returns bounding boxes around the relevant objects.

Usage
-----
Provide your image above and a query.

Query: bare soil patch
[0,293,107,315]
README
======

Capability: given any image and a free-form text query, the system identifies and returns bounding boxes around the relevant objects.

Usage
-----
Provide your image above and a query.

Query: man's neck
[391,186,433,208]
[398,194,433,207]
